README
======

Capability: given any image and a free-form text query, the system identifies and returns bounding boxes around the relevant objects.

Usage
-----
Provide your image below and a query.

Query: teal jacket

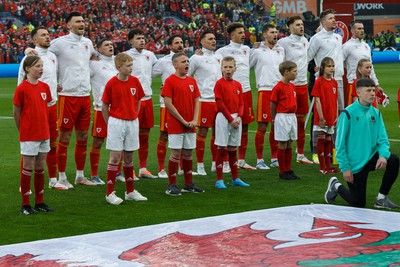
[335,100,390,174]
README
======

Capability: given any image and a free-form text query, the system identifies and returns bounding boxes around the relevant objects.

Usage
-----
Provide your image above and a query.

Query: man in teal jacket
[325,78,399,209]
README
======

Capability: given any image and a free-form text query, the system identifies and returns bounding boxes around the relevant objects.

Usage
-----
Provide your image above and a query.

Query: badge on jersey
[131,88,136,96]
[202,118,207,123]
[189,85,194,92]
[333,87,337,94]
[237,90,240,95]
[63,118,69,124]
[146,56,150,61]
[41,93,47,100]
[263,114,268,119]
[96,128,102,133]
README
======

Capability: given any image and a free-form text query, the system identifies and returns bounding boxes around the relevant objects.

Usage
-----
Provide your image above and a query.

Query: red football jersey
[311,76,338,126]
[161,74,200,134]
[102,75,145,120]
[270,81,297,113]
[13,80,52,141]
[214,78,243,114]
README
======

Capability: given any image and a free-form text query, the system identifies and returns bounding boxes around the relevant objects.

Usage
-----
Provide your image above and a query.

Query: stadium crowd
[0,0,293,63]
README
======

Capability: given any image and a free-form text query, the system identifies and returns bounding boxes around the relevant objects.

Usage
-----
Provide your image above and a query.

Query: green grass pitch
[0,63,399,246]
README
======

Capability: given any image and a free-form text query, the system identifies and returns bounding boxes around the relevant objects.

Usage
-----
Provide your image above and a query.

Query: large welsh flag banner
[1,204,400,266]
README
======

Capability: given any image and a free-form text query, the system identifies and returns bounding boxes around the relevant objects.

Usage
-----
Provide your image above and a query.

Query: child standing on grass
[270,61,300,180]
[13,56,54,215]
[162,52,205,196]
[311,57,339,175]
[102,53,148,205]
[214,56,250,189]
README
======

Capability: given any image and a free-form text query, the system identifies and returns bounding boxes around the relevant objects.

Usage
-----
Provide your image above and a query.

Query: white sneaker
[197,163,207,176]
[256,160,270,170]
[211,161,216,172]
[223,161,231,173]
[75,176,97,186]
[49,181,69,190]
[116,173,125,182]
[58,179,74,189]
[297,154,313,165]
[158,169,168,178]
[125,190,148,201]
[106,191,123,205]
[238,161,256,170]
[270,159,279,168]
[178,168,184,175]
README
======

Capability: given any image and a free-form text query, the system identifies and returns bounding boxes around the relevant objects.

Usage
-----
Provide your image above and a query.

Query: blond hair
[114,53,132,68]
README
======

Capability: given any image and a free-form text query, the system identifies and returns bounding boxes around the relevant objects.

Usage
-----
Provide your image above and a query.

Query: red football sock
[285,148,293,172]
[182,154,193,186]
[57,141,69,173]
[196,133,206,163]
[75,140,87,171]
[34,170,45,204]
[238,130,248,160]
[139,130,150,169]
[124,163,135,193]
[90,147,101,176]
[168,156,180,185]
[210,132,217,162]
[255,129,266,160]
[118,159,123,173]
[269,129,278,159]
[157,139,167,171]
[277,148,286,174]
[216,148,226,181]
[46,140,57,178]
[106,163,118,196]
[20,168,32,206]
[297,117,305,155]
[228,149,239,180]
[324,136,332,169]
[316,135,326,170]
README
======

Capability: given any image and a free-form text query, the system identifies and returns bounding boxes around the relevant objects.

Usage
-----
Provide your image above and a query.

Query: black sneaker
[288,170,300,180]
[165,184,181,196]
[34,203,54,212]
[20,205,36,215]
[279,171,295,180]
[181,183,205,193]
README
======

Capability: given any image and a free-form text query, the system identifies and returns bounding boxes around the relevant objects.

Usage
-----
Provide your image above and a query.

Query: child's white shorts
[106,117,139,151]
[215,112,242,147]
[274,113,297,141]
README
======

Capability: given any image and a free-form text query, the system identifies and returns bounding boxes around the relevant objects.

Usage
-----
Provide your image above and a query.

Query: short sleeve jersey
[311,76,338,126]
[214,78,243,114]
[13,80,52,141]
[161,75,200,134]
[102,76,145,120]
[270,81,297,113]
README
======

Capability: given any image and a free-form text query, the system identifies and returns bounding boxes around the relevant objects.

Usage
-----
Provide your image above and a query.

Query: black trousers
[338,152,399,207]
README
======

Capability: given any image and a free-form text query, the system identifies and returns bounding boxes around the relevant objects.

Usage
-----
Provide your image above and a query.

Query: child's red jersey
[102,75,145,120]
[270,81,297,113]
[13,80,52,141]
[161,74,200,134]
[311,76,338,126]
